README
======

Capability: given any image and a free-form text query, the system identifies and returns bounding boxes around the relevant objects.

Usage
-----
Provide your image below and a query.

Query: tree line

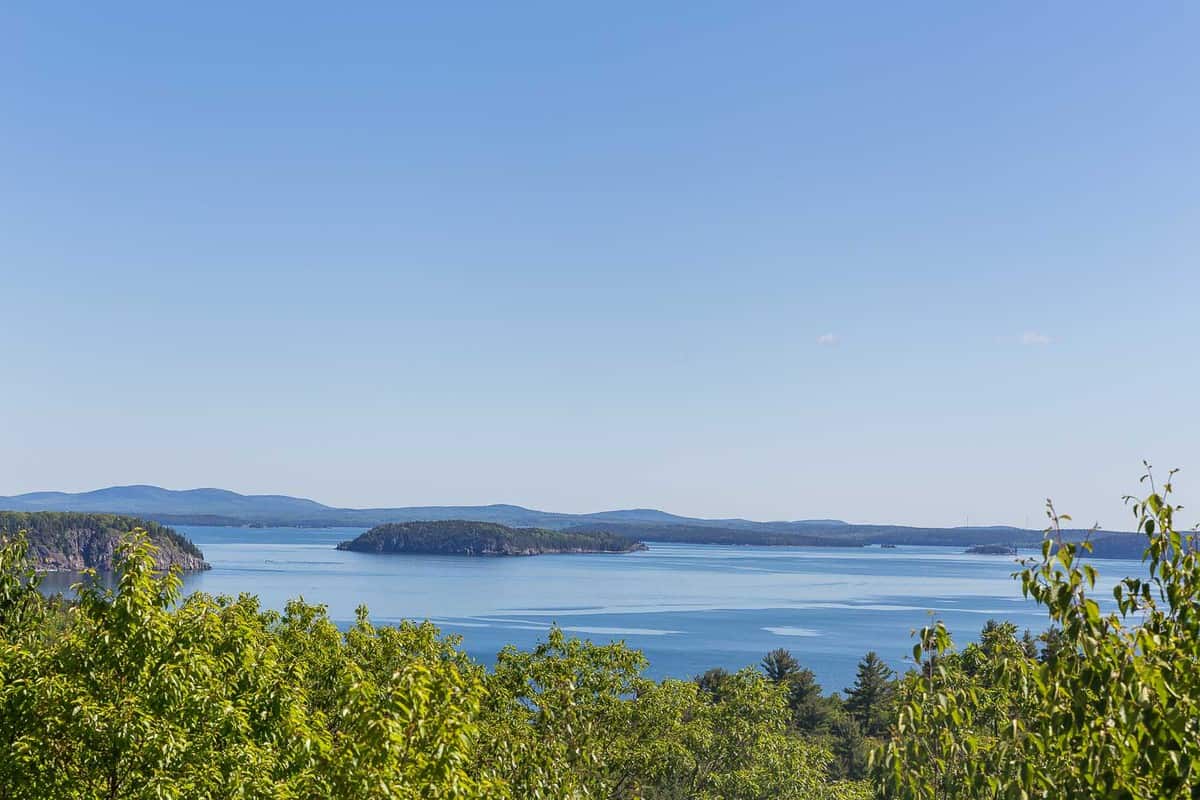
[0,511,204,560]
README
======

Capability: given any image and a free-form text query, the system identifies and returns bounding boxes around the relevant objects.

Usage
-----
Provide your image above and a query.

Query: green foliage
[844,651,895,739]
[0,528,865,799]
[0,535,43,637]
[876,465,1200,798]
[785,668,836,733]
[481,632,865,799]
[17,466,1194,800]
[0,530,488,799]
[829,715,871,782]
[0,511,204,561]
[758,648,840,736]
[1036,625,1065,663]
[754,647,867,780]
[762,647,802,683]
[695,666,733,698]
[338,520,644,556]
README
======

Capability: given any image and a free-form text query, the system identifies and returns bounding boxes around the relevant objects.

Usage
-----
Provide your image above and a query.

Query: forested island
[964,543,1019,555]
[0,511,208,572]
[336,520,647,556]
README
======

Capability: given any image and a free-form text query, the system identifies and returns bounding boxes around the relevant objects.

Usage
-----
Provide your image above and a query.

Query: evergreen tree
[1020,627,1039,659]
[830,715,870,780]
[787,668,836,734]
[1038,625,1065,663]
[843,651,894,737]
[761,648,801,683]
[694,666,731,698]
[759,649,840,734]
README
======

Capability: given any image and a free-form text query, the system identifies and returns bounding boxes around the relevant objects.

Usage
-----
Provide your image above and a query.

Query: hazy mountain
[3,486,330,518]
[0,485,848,531]
[0,484,1140,558]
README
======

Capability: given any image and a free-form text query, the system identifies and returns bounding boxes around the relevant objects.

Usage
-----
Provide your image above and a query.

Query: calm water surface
[44,526,1144,691]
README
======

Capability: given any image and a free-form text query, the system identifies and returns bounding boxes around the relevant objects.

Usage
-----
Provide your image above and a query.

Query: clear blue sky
[2,3,1197,529]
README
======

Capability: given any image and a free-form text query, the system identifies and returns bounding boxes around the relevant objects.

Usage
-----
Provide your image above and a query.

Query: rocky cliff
[0,511,210,572]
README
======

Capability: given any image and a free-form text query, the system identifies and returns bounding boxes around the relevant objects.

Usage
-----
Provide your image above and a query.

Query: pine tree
[1038,625,1065,663]
[1020,627,1038,659]
[786,667,835,733]
[694,666,731,698]
[844,651,895,737]
[761,648,801,683]
[830,714,870,779]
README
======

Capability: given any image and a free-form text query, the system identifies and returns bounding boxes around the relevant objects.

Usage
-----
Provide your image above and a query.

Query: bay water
[41,525,1143,692]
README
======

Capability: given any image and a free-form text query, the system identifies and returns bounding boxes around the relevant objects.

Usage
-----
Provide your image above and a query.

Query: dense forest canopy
[0,511,207,571]
[337,520,646,556]
[0,468,1196,797]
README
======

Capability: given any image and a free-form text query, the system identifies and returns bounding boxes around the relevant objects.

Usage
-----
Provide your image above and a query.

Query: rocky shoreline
[1,512,210,572]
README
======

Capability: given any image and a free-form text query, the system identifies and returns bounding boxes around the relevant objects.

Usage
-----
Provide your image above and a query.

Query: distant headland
[0,511,209,572]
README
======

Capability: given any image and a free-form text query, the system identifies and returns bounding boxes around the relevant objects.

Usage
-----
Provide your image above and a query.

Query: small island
[336,520,648,557]
[964,543,1018,556]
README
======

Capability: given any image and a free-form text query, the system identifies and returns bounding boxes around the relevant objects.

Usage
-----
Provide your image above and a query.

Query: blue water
[42,526,1146,692]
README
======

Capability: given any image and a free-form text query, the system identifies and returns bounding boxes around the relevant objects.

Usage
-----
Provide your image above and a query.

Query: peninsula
[0,511,210,572]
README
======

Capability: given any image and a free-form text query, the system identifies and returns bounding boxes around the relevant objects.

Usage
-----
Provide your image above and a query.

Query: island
[964,543,1018,556]
[336,520,647,556]
[0,511,210,572]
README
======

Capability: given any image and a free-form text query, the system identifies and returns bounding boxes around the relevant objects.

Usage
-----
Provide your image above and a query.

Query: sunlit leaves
[0,531,487,799]
[875,468,1200,798]
[0,530,866,799]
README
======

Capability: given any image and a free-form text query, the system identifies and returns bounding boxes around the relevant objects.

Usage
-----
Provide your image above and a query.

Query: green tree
[0,531,491,799]
[830,715,870,780]
[876,465,1200,798]
[786,667,838,734]
[0,534,43,637]
[844,651,895,738]
[762,647,802,682]
[0,526,875,800]
[1019,627,1038,659]
[694,666,732,698]
[480,631,868,798]
[760,647,840,735]
[1037,625,1065,663]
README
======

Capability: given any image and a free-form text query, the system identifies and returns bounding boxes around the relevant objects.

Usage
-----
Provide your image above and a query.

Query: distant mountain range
[0,485,849,531]
[0,484,1148,558]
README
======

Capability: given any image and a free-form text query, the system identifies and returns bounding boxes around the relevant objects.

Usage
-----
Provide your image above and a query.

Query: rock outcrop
[0,511,210,572]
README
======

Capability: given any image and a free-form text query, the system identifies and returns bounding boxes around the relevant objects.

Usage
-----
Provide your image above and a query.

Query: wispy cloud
[1020,331,1051,346]
[816,333,838,346]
